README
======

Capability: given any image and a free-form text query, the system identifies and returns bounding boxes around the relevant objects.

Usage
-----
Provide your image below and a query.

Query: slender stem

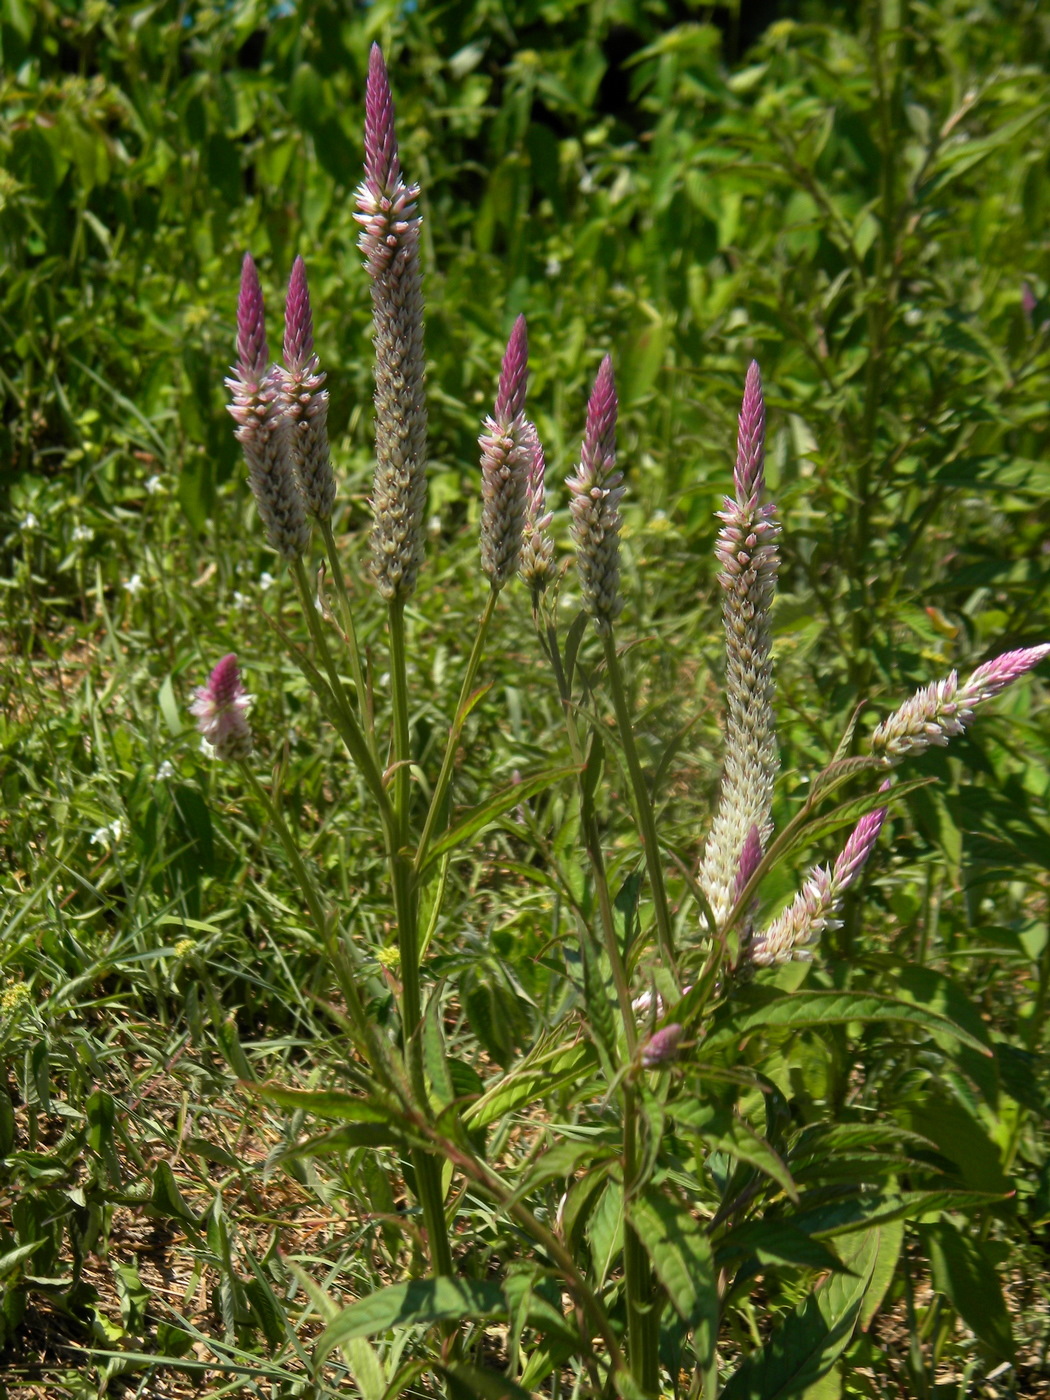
[413,1114,626,1378]
[544,618,635,1051]
[602,631,677,972]
[415,588,499,872]
[623,1084,659,1392]
[290,558,389,815]
[318,518,374,749]
[542,611,654,1387]
[386,596,454,1278]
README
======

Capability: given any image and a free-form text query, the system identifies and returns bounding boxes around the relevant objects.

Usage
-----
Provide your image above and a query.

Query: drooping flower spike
[699,362,781,929]
[354,44,428,602]
[225,254,311,560]
[191,654,254,762]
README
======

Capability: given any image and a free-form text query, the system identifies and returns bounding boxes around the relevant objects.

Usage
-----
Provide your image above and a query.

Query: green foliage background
[1,0,1050,1395]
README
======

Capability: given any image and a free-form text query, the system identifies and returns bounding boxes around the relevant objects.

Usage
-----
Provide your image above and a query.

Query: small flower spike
[355,44,428,602]
[480,316,532,589]
[750,796,889,966]
[191,654,254,761]
[871,644,1050,763]
[568,355,624,631]
[519,423,555,595]
[699,362,781,929]
[641,1023,684,1067]
[226,254,311,560]
[278,256,336,522]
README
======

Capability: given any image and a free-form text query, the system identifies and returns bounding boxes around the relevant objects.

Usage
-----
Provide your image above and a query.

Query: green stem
[623,1085,659,1392]
[602,630,677,973]
[415,588,499,873]
[319,518,374,750]
[290,558,389,816]
[386,596,454,1279]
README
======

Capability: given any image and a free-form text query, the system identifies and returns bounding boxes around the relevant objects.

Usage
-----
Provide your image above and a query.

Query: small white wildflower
[90,826,110,846]
[287,727,300,747]
[21,512,38,531]
[72,524,94,544]
[145,475,164,495]
[579,168,595,194]
[109,819,124,841]
[124,574,144,596]
[232,590,249,609]
[156,760,175,781]
[545,256,562,278]
[259,571,275,591]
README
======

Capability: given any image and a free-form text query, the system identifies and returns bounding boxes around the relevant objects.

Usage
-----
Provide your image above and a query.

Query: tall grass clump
[167,43,1049,1400]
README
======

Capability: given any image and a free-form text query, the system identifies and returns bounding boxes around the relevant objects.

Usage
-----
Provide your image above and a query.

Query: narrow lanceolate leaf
[420,764,579,870]
[626,1186,717,1362]
[317,1279,506,1356]
[465,1040,598,1129]
[252,1083,401,1122]
[720,1226,882,1400]
[701,990,993,1057]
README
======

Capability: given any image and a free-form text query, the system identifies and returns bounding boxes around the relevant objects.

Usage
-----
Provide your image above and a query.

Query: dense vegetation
[2,1,1049,1396]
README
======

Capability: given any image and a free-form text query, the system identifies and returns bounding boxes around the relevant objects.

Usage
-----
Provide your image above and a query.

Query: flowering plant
[188,45,1048,1400]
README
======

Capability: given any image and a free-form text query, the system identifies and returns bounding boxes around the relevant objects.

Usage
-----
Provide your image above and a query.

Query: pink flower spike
[832,790,890,892]
[734,824,764,901]
[641,1023,684,1068]
[583,354,617,475]
[495,315,529,424]
[734,359,765,505]
[960,644,1050,706]
[283,255,314,375]
[191,654,254,762]
[364,42,400,199]
[235,253,269,389]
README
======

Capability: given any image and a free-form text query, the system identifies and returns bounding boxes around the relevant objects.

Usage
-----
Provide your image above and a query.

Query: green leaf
[921,1219,1015,1361]
[148,1160,199,1232]
[703,990,993,1058]
[465,1040,598,1129]
[317,1279,506,1356]
[626,1185,717,1361]
[439,1361,532,1400]
[716,1221,847,1276]
[720,1227,882,1399]
[673,1102,798,1201]
[252,1083,396,1123]
[422,765,578,871]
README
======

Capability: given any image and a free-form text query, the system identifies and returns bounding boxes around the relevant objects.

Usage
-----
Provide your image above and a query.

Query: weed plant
[2,3,1050,1398]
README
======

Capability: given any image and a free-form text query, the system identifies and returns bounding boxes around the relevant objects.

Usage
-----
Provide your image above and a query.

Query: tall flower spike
[519,423,555,595]
[567,355,624,631]
[278,256,336,522]
[354,44,428,602]
[749,793,889,967]
[699,362,781,929]
[191,654,254,762]
[225,254,311,560]
[871,644,1050,763]
[480,316,531,589]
